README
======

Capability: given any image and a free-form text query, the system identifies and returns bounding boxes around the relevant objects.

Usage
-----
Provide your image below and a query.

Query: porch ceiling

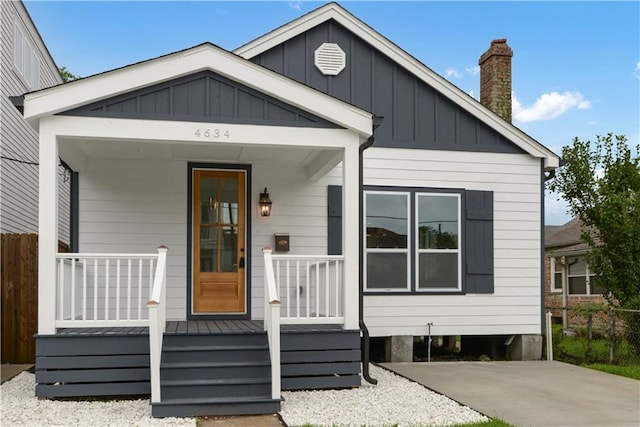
[60,137,340,168]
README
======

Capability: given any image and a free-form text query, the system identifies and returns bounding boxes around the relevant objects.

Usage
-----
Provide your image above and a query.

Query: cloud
[633,60,640,80]
[512,91,591,123]
[288,1,302,11]
[468,90,476,99]
[545,191,572,225]
[445,68,462,79]
[466,66,480,76]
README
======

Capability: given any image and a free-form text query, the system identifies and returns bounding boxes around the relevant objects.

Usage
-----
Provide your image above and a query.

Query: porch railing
[262,247,281,400]
[147,246,168,404]
[270,254,344,324]
[55,251,164,328]
[55,247,168,404]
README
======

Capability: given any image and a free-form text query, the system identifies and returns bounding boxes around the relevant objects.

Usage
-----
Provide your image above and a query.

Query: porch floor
[55,320,345,336]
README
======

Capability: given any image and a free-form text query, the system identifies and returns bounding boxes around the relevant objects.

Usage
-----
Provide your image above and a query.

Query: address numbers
[194,128,230,139]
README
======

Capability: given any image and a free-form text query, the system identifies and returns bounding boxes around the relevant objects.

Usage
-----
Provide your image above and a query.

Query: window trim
[13,21,40,90]
[550,257,563,293]
[363,186,465,295]
[363,190,411,292]
[415,192,461,292]
[567,255,599,296]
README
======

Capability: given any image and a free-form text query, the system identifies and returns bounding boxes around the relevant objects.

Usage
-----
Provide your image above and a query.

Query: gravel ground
[1,365,488,427]
[280,364,488,427]
[0,372,194,427]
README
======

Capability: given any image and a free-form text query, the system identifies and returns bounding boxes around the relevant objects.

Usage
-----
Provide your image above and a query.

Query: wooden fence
[1,234,68,363]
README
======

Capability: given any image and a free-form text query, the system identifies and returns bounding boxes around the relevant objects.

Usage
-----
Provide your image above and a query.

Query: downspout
[359,116,383,385]
[541,158,564,336]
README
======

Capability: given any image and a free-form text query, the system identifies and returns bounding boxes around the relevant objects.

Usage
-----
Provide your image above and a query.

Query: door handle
[239,256,245,269]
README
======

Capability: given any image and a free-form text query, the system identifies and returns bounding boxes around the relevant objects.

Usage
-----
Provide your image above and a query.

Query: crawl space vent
[314,43,346,76]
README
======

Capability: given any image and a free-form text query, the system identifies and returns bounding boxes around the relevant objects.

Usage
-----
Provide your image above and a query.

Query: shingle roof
[545,218,599,257]
[545,218,584,249]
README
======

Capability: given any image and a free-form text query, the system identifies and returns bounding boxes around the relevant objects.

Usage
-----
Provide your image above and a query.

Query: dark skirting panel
[281,328,361,390]
[35,332,150,398]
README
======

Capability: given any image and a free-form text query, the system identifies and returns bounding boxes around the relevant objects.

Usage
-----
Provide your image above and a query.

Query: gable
[24,43,373,138]
[60,70,337,128]
[248,19,522,154]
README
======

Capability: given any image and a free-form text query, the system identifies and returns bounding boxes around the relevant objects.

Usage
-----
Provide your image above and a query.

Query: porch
[36,249,361,416]
[36,319,360,417]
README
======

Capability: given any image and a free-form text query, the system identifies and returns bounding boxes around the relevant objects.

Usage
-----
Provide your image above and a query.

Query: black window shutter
[465,190,494,293]
[327,185,342,255]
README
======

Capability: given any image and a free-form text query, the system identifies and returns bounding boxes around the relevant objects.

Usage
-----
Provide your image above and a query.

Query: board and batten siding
[0,1,69,243]
[250,19,522,155]
[355,147,542,336]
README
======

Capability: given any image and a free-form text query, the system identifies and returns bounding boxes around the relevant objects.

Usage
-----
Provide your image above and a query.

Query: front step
[152,396,281,418]
[154,332,280,417]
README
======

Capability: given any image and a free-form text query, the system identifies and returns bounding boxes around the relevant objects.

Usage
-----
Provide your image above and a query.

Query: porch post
[342,141,360,330]
[38,121,59,335]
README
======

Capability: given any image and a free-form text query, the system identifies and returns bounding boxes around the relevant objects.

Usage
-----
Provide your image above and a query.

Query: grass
[292,419,513,427]
[551,324,640,379]
[445,420,513,427]
[582,363,640,380]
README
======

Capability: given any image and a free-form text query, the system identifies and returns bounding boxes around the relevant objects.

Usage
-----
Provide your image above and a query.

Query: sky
[24,0,640,225]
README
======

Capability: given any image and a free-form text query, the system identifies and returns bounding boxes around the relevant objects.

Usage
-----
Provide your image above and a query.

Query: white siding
[357,147,543,336]
[78,158,187,320]
[75,146,543,337]
[77,157,330,321]
[250,164,329,319]
[0,1,69,243]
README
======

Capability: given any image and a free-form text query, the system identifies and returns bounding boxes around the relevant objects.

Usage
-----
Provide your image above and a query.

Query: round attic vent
[314,43,346,76]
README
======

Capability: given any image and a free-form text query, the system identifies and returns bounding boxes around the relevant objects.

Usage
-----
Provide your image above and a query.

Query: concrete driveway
[382,361,640,427]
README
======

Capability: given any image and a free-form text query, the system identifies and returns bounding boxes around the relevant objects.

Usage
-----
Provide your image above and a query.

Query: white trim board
[234,3,560,170]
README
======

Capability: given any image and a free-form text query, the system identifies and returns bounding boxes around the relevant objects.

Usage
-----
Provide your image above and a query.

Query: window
[416,193,461,291]
[550,257,563,292]
[365,192,410,290]
[13,23,40,90]
[364,189,461,292]
[567,256,601,295]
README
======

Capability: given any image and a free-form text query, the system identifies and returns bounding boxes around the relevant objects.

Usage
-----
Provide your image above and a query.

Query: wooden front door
[193,170,246,314]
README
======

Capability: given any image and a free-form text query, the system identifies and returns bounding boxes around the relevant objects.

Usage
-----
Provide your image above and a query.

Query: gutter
[359,116,383,385]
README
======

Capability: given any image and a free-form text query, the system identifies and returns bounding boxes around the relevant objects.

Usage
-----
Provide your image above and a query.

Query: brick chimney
[479,39,513,122]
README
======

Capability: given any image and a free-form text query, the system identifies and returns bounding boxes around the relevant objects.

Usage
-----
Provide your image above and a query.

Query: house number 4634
[194,128,230,139]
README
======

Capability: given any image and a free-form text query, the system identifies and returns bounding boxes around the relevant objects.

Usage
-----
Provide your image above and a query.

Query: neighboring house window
[550,257,563,292]
[365,191,410,290]
[567,256,601,295]
[364,189,461,292]
[13,23,40,90]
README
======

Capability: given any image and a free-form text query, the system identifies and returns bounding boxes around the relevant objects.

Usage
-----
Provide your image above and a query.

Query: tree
[59,66,79,82]
[548,133,640,309]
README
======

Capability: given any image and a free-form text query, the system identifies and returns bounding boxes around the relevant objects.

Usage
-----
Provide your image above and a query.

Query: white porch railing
[262,248,281,400]
[54,251,165,328]
[55,247,168,403]
[147,246,168,404]
[270,254,344,324]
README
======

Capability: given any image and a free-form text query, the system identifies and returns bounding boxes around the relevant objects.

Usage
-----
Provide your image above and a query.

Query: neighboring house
[1,0,69,241]
[20,3,559,417]
[0,0,69,364]
[545,218,605,327]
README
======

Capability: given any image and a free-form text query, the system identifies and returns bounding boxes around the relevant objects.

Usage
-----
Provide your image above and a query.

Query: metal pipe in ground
[546,311,553,361]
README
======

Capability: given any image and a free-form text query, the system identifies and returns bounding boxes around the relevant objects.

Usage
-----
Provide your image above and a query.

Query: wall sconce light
[259,188,272,217]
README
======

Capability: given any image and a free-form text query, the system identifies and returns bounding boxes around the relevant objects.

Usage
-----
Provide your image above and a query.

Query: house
[20,2,559,417]
[545,218,604,328]
[0,0,69,364]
